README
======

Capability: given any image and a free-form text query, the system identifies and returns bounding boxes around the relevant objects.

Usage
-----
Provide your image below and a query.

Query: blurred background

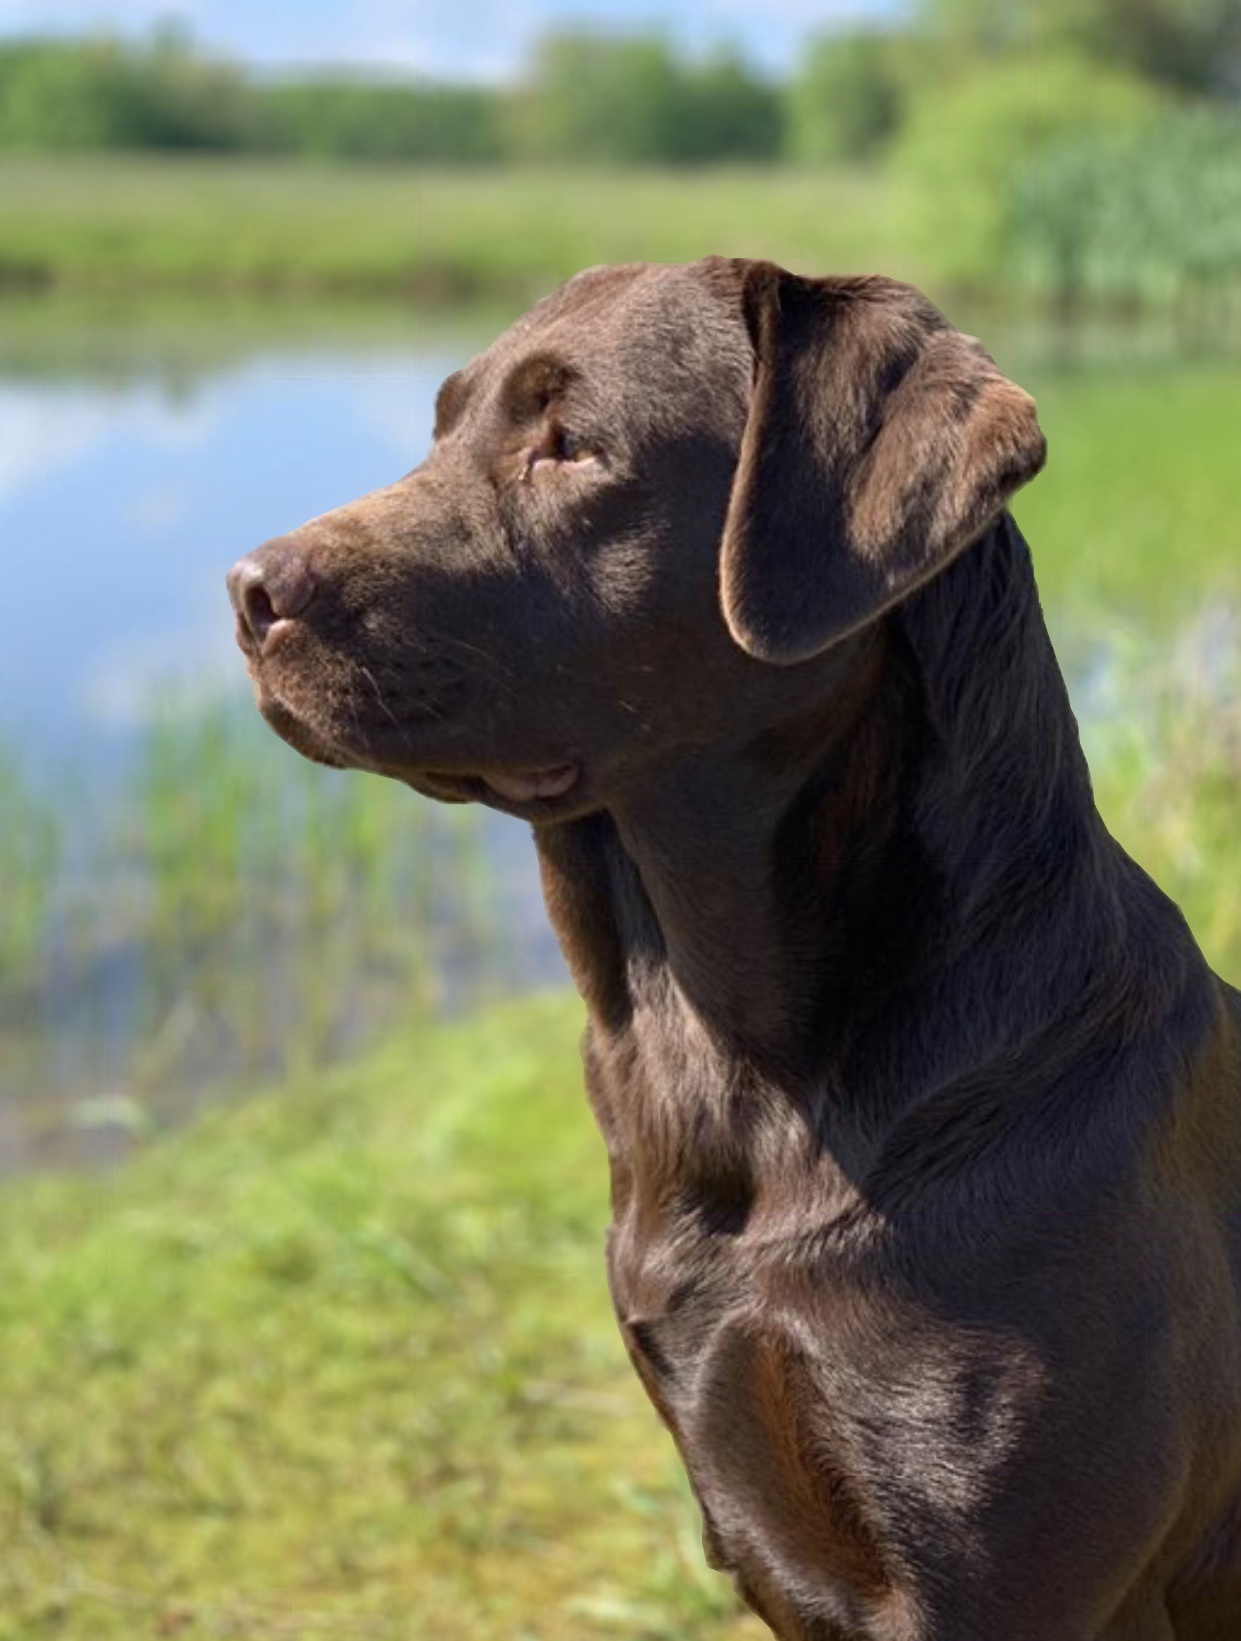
[1,0,1239,1635]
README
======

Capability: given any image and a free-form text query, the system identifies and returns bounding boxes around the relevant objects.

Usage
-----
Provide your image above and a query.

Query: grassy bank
[0,155,930,303]
[0,992,762,1640]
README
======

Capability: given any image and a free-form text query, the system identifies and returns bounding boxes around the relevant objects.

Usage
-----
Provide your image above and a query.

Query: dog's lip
[478,763,579,803]
[406,762,583,814]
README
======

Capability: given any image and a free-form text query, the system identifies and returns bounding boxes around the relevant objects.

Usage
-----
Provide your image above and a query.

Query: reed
[0,743,59,992]
[0,700,508,1164]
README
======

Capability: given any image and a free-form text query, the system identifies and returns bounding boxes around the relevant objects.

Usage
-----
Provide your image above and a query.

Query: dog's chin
[255,687,587,820]
[256,692,348,770]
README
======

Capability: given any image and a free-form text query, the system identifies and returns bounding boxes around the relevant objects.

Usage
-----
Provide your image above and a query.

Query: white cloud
[0,385,214,515]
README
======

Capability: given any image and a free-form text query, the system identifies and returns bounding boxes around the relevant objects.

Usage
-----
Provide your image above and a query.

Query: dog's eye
[525,427,598,479]
[557,430,588,462]
[550,427,597,465]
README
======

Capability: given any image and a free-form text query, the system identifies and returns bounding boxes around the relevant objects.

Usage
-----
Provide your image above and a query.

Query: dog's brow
[434,370,473,441]
[501,353,577,423]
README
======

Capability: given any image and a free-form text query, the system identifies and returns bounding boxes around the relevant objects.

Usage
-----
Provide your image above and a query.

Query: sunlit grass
[0,155,931,302]
[1016,363,1241,629]
[0,993,762,1641]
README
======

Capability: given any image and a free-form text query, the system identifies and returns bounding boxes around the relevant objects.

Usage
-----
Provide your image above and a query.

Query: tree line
[1,0,1238,166]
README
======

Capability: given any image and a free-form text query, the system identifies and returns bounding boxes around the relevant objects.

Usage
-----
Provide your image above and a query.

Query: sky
[0,0,906,80]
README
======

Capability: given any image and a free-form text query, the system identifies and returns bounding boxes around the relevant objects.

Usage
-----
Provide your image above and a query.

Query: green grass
[1016,361,1241,626]
[0,992,763,1640]
[0,155,933,302]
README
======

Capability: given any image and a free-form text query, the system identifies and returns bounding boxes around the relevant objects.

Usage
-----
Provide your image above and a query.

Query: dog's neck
[535,517,1202,1122]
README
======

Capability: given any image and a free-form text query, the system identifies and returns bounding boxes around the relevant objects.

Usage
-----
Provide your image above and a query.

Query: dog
[227,258,1241,1640]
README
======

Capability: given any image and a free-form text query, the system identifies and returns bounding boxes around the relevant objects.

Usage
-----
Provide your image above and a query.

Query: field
[0,156,931,303]
[0,993,764,1641]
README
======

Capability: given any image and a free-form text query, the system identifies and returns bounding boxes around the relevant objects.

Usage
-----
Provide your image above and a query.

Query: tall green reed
[0,742,59,994]
[1090,613,1241,984]
[1,696,508,1168]
[134,696,499,1092]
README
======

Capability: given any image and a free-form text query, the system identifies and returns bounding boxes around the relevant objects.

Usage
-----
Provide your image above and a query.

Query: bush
[1012,110,1241,307]
[888,52,1162,290]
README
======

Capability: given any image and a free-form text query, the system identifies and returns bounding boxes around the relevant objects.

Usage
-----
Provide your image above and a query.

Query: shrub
[1012,110,1241,307]
[888,52,1162,290]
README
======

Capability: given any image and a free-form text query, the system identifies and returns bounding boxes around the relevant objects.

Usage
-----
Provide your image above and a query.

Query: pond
[1,298,1239,1173]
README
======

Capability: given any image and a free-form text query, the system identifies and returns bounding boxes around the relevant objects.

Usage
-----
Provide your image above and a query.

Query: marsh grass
[1014,364,1241,625]
[0,155,931,302]
[1088,613,1241,982]
[0,699,518,1168]
[10,150,1241,323]
[0,744,58,992]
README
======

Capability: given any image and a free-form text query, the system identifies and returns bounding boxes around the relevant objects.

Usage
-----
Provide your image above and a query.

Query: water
[3,333,449,751]
[0,304,566,1173]
[2,300,1239,1175]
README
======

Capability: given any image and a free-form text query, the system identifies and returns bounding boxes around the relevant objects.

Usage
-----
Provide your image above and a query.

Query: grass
[0,155,933,303]
[1015,361,1241,627]
[0,991,763,1641]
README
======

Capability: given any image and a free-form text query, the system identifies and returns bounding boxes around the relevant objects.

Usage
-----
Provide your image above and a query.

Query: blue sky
[0,0,905,79]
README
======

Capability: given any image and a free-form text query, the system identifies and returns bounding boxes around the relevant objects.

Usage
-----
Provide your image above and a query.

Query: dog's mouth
[403,762,582,815]
[476,764,579,803]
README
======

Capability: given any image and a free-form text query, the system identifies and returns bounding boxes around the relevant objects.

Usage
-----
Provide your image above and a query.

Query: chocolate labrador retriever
[227,258,1241,1640]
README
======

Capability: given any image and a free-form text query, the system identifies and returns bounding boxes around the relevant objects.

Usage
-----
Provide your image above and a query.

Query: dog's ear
[719,262,1046,665]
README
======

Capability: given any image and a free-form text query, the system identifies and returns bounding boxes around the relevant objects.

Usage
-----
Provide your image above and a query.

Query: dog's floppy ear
[719,262,1047,665]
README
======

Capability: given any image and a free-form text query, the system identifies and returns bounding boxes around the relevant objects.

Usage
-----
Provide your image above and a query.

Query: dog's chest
[584,1019,902,1628]
[582,1020,1062,1637]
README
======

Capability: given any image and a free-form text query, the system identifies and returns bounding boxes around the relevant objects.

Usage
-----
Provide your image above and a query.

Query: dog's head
[227,258,1045,818]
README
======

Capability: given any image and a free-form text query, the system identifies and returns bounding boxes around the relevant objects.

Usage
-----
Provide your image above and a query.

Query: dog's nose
[226,538,317,648]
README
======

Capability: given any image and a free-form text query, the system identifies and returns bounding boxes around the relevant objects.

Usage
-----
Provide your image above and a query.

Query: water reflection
[0,306,565,1174]
[1,300,1238,1174]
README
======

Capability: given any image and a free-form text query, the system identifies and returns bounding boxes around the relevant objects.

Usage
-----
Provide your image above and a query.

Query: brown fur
[227,258,1241,1640]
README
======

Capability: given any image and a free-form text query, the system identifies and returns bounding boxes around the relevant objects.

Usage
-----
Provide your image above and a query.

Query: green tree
[673,50,783,163]
[788,30,905,164]
[262,81,508,163]
[516,32,781,165]
[924,0,1241,96]
[0,34,258,151]
[516,32,687,164]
